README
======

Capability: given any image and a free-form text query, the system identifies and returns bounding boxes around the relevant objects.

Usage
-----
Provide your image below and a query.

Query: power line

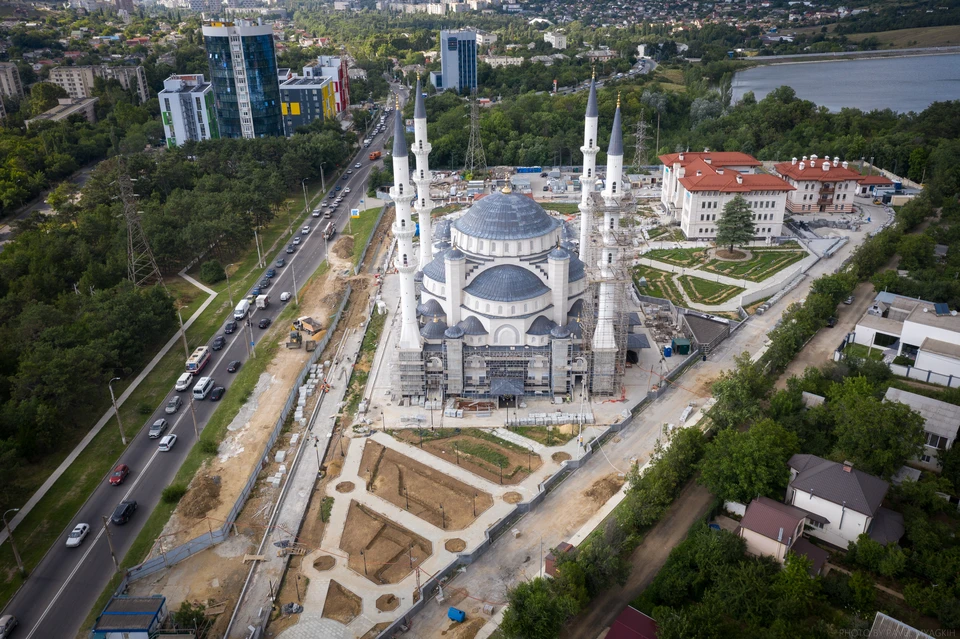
[633,116,650,172]
[117,155,163,289]
[463,89,486,176]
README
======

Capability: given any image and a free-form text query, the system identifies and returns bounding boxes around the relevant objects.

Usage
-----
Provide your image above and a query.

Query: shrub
[162,483,188,504]
[199,260,226,284]
[199,439,219,455]
[320,496,334,523]
[137,402,153,415]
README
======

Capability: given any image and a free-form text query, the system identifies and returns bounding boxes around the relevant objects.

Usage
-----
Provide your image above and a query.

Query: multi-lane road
[2,104,400,639]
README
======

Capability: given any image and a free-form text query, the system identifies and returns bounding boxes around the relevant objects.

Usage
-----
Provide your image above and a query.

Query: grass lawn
[678,275,744,305]
[645,247,708,267]
[647,226,686,242]
[633,265,685,306]
[543,203,581,216]
[349,206,384,267]
[0,173,340,611]
[846,25,960,49]
[512,426,578,446]
[843,342,885,361]
[701,250,806,282]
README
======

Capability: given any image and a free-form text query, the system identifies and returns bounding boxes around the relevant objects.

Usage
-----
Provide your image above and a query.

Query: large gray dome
[453,192,560,240]
[464,265,550,302]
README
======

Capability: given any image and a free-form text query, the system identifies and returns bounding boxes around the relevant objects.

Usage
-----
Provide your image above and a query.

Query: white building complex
[544,31,567,49]
[158,74,219,147]
[775,155,862,214]
[393,78,636,401]
[659,151,794,240]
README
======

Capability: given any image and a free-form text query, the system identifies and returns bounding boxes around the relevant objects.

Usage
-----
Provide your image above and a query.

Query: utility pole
[177,309,190,359]
[301,178,310,218]
[108,377,127,446]
[292,264,299,307]
[254,229,264,268]
[633,116,650,172]
[102,516,120,573]
[188,396,199,438]
[117,154,163,289]
[3,508,24,576]
[464,89,487,176]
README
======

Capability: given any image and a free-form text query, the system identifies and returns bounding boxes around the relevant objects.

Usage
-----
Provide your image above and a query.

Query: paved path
[560,481,716,639]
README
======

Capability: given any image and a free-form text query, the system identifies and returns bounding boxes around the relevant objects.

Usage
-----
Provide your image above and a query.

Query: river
[730,53,960,113]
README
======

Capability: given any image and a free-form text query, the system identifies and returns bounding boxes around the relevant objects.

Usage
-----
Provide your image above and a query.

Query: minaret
[412,76,435,271]
[391,95,421,351]
[578,72,599,266]
[592,96,624,390]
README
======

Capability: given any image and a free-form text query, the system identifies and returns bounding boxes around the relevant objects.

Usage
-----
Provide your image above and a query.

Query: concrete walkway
[0,269,217,545]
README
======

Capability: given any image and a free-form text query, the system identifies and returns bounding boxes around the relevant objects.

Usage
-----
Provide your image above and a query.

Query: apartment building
[774,155,862,214]
[49,65,149,104]
[158,74,219,147]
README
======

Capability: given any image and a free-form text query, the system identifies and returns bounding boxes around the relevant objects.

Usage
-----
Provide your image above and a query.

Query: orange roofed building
[660,151,794,241]
[774,155,862,214]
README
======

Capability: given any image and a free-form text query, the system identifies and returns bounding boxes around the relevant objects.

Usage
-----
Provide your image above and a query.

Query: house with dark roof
[738,497,828,574]
[786,454,903,547]
[884,387,959,472]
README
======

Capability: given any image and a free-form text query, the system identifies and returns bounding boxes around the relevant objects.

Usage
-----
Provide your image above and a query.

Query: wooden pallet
[243,554,266,563]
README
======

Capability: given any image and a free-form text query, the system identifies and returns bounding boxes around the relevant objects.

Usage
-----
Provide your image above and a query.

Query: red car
[108,464,130,486]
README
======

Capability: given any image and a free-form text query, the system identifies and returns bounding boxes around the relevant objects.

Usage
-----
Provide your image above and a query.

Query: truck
[286,330,302,349]
[368,150,382,161]
[233,299,251,320]
[256,294,270,310]
[323,222,335,240]
[293,316,322,335]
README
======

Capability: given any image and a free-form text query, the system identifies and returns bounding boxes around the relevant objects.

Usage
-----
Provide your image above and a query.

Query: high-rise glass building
[433,30,477,94]
[202,21,283,139]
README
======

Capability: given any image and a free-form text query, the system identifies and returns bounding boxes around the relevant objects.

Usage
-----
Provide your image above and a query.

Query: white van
[234,299,251,320]
[193,376,215,400]
[175,372,194,392]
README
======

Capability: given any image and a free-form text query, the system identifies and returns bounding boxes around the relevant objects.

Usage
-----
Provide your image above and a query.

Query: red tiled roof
[677,159,793,193]
[606,606,659,639]
[860,175,893,185]
[774,160,863,183]
[659,151,761,168]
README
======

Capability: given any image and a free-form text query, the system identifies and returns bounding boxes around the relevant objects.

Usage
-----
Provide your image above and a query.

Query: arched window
[498,305,503,314]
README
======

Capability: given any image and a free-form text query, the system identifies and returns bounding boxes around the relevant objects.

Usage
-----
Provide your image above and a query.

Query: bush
[137,402,153,415]
[162,483,188,504]
[199,439,219,455]
[320,496,334,523]
[199,260,226,284]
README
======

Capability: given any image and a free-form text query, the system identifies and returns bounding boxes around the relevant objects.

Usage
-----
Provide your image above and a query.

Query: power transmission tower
[117,155,163,288]
[633,116,650,172]
[463,89,486,177]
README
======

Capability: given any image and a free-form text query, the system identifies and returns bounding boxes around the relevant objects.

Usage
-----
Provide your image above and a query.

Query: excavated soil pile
[336,481,355,493]
[179,475,222,519]
[333,236,355,260]
[376,593,400,612]
[584,472,626,505]
[552,452,572,463]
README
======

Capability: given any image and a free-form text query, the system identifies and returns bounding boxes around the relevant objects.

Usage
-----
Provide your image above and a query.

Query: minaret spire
[412,76,435,272]
[391,94,421,351]
[578,74,600,266]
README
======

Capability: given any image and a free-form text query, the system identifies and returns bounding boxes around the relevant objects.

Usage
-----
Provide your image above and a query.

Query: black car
[286,245,296,254]
[266,268,276,278]
[212,335,226,350]
[259,278,270,289]
[335,185,341,191]
[110,500,137,525]
[224,320,237,334]
[329,192,336,199]
[275,258,285,268]
[227,360,241,373]
[210,386,225,401]
[342,174,349,180]
[259,317,272,329]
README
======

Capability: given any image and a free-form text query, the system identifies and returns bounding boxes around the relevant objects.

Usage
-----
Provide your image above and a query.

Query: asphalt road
[2,107,399,639]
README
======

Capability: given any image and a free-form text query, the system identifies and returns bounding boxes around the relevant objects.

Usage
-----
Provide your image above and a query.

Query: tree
[939,440,960,493]
[715,194,755,254]
[501,577,578,639]
[848,571,876,613]
[697,418,799,503]
[896,234,936,271]
[773,552,820,619]
[171,601,207,637]
[708,352,772,430]
[28,82,68,116]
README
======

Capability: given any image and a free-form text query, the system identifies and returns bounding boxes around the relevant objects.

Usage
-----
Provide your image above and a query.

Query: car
[210,386,225,401]
[335,185,342,191]
[312,209,321,218]
[342,173,349,180]
[543,185,550,191]
[165,395,182,414]
[335,197,343,204]
[266,268,276,278]
[158,434,178,452]
[286,245,296,254]
[227,360,241,373]
[212,335,226,350]
[108,463,130,486]
[354,162,362,168]
[826,316,838,328]
[302,225,311,234]
[329,191,336,198]
[280,292,292,302]
[292,236,301,246]
[344,187,351,193]
[259,278,270,289]
[224,320,237,334]
[844,295,855,305]
[540,172,548,178]
[259,317,272,329]
[148,418,168,439]
[251,287,262,296]
[0,615,17,638]
[110,500,137,525]
[363,142,370,148]
[245,294,256,305]
[66,523,90,548]
[276,258,285,268]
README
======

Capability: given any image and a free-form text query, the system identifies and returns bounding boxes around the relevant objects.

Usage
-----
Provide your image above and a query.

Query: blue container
[663,345,672,358]
[448,607,466,623]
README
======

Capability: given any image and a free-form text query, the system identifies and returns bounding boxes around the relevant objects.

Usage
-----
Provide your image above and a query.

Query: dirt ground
[360,441,494,530]
[360,622,393,639]
[445,539,466,552]
[336,481,354,493]
[377,593,400,612]
[503,492,522,504]
[340,500,433,585]
[332,235,355,260]
[393,430,541,485]
[322,580,362,624]
[552,452,572,463]
[583,473,626,505]
[439,618,487,639]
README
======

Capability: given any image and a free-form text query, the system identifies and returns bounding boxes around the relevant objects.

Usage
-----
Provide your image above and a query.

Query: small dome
[564,320,583,338]
[414,270,424,283]
[453,191,560,240]
[550,325,571,339]
[561,240,576,252]
[464,265,550,302]
[422,255,446,283]
[562,221,577,241]
[435,219,452,240]
[527,315,557,335]
[420,318,448,339]
[436,241,452,252]
[567,298,585,319]
[444,325,465,339]
[445,247,465,261]
[457,315,488,335]
[568,253,586,282]
[548,246,570,260]
[417,298,445,317]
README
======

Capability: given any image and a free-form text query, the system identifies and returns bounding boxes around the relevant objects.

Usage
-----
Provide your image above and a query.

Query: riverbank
[739,45,960,68]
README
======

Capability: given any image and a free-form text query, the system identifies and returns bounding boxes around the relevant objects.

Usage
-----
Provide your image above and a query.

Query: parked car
[286,245,296,254]
[210,386,225,401]
[212,335,226,350]
[108,463,130,486]
[276,258,286,268]
[0,615,17,638]
[259,317,272,329]
[224,320,237,334]
[165,396,182,414]
[227,360,241,373]
[148,418,168,439]
[280,292,292,302]
[158,434,178,452]
[266,268,276,278]
[110,500,137,525]
[65,523,90,548]
[826,316,838,328]
[844,295,855,305]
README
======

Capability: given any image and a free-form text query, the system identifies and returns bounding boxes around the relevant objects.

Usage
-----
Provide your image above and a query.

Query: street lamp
[473,493,477,518]
[108,377,127,445]
[319,163,326,193]
[361,549,367,575]
[440,503,445,529]
[223,263,236,307]
[314,437,322,474]
[301,178,310,218]
[3,508,25,576]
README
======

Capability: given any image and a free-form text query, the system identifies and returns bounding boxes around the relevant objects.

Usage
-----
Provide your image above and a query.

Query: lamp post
[473,493,477,518]
[223,263,236,307]
[3,508,25,576]
[361,549,367,575]
[301,178,310,218]
[319,163,326,193]
[314,437,321,474]
[177,308,190,359]
[404,487,409,510]
[440,503,445,530]
[108,377,127,446]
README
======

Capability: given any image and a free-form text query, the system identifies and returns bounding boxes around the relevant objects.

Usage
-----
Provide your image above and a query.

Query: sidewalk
[0,269,217,545]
